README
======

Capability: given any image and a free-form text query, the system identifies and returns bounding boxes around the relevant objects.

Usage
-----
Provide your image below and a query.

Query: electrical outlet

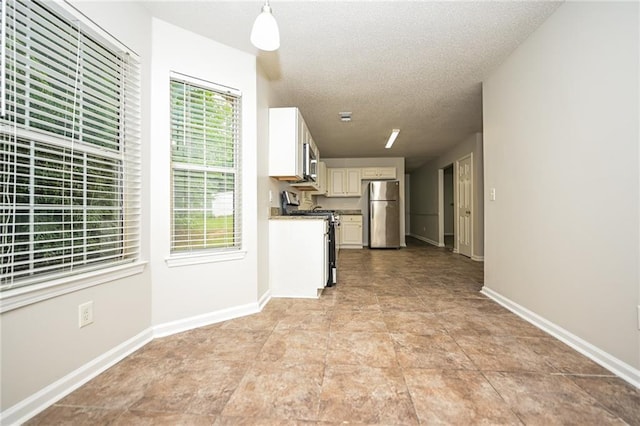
[79,301,94,328]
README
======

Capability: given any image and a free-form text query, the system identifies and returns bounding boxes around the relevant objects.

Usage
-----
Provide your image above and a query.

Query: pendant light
[250,0,280,51]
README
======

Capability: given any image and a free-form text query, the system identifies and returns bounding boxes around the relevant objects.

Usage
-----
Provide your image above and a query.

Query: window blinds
[0,0,141,290]
[169,76,241,253]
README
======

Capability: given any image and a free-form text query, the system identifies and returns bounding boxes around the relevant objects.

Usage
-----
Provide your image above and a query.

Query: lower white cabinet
[339,215,363,248]
[269,218,328,298]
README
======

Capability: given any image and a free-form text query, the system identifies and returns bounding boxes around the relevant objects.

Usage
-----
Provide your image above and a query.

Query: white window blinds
[0,0,141,291]
[170,75,241,253]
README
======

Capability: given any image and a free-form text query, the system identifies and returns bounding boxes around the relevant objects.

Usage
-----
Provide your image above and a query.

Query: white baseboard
[471,255,484,262]
[152,301,260,338]
[3,298,272,425]
[1,328,153,426]
[258,289,271,311]
[408,233,444,247]
[481,287,640,389]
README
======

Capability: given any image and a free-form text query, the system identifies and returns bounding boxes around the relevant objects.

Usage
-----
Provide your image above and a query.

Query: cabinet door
[345,169,362,196]
[328,168,345,196]
[377,167,397,179]
[269,108,303,179]
[361,167,378,179]
[341,222,362,245]
[312,161,327,195]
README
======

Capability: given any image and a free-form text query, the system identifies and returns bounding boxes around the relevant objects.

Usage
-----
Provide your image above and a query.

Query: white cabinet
[269,218,328,298]
[361,167,396,180]
[269,107,310,181]
[327,168,361,197]
[311,161,327,195]
[339,215,363,248]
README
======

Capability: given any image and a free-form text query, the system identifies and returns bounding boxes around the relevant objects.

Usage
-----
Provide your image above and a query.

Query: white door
[457,155,472,258]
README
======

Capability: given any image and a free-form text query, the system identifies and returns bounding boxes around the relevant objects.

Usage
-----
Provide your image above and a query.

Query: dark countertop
[269,215,328,220]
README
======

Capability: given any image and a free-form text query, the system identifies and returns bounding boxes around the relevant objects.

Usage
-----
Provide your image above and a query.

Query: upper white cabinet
[361,167,396,180]
[328,168,361,197]
[311,161,327,195]
[269,107,308,180]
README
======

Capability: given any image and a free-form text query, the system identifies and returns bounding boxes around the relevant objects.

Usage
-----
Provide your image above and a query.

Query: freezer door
[370,180,399,201]
[369,200,400,248]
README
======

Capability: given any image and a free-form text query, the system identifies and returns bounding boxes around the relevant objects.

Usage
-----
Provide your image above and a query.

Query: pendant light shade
[250,1,280,51]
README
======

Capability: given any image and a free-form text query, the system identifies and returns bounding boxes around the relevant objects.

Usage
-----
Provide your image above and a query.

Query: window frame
[166,72,244,265]
[0,0,144,310]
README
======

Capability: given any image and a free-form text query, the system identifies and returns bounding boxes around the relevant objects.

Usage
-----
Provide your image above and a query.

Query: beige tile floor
[28,238,640,425]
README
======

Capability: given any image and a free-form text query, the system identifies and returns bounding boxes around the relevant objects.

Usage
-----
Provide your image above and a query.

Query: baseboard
[1,328,153,426]
[258,289,271,311]
[481,287,640,389]
[3,298,270,425]
[471,255,484,261]
[153,301,260,338]
[408,233,443,247]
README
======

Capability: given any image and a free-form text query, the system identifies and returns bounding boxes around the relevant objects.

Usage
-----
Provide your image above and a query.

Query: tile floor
[28,238,640,425]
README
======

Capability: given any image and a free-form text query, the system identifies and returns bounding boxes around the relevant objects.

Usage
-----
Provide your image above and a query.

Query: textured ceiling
[141,1,562,170]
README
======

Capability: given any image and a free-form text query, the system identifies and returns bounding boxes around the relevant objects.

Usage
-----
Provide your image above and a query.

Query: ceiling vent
[339,112,352,122]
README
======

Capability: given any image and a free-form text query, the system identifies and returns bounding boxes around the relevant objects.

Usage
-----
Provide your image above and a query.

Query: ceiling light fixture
[250,0,280,51]
[385,129,400,149]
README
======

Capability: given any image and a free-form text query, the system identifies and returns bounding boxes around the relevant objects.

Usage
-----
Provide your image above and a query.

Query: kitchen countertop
[269,215,328,220]
[269,209,362,219]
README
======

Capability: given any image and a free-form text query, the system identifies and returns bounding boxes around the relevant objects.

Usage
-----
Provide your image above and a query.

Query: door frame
[437,165,455,249]
[454,153,473,257]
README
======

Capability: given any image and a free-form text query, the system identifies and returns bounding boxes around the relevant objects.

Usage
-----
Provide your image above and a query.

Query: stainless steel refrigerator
[369,180,400,248]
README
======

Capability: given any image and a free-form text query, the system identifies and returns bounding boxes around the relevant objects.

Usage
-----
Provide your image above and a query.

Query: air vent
[339,112,352,122]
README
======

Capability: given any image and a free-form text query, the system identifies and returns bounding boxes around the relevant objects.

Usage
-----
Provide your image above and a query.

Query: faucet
[312,205,323,212]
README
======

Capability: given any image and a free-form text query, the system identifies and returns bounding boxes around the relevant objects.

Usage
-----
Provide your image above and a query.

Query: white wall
[257,64,272,300]
[2,6,270,422]
[1,1,153,414]
[317,157,406,247]
[410,132,484,256]
[483,1,639,373]
[149,19,258,325]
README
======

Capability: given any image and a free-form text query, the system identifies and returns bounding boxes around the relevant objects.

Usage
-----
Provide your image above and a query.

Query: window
[0,0,141,292]
[169,75,241,254]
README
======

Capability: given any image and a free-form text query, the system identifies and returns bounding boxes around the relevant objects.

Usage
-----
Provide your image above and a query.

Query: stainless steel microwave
[303,143,317,182]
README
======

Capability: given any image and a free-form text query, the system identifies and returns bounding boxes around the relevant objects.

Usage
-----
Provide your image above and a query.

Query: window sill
[0,262,148,314]
[165,250,247,268]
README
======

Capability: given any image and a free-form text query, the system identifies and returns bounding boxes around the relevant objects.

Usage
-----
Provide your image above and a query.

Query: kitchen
[2,1,639,423]
[268,108,407,298]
